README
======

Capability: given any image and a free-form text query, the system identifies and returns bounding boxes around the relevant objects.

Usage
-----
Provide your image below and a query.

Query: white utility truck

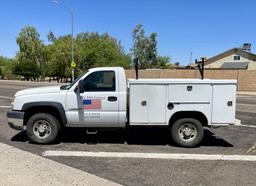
[7,67,237,147]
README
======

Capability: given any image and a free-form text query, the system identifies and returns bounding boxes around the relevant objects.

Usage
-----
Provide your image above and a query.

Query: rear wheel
[26,113,60,144]
[171,118,204,147]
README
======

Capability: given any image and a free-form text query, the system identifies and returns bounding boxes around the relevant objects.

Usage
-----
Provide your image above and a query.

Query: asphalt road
[0,80,256,186]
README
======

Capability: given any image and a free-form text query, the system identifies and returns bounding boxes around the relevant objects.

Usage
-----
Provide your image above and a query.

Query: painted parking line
[0,96,12,100]
[239,124,256,128]
[0,106,11,109]
[42,151,256,161]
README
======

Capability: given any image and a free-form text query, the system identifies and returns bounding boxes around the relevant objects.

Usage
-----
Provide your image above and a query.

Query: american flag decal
[83,99,102,109]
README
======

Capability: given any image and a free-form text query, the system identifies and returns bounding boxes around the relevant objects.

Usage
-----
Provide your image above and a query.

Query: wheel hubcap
[178,123,197,142]
[33,120,51,139]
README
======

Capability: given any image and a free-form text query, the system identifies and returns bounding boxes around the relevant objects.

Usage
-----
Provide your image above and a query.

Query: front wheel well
[169,111,208,127]
[23,106,65,127]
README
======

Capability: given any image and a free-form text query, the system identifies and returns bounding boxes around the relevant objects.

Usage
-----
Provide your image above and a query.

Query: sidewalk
[0,143,121,186]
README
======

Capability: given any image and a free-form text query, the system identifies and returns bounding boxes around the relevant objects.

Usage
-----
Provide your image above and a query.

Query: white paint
[235,119,241,125]
[240,124,256,128]
[220,123,256,128]
[0,96,12,100]
[42,151,256,161]
[0,106,11,108]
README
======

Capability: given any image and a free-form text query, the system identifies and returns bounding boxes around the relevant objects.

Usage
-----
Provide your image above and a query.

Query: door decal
[83,99,102,109]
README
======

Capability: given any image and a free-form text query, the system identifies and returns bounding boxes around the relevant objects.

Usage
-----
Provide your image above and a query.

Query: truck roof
[128,78,237,84]
[89,67,123,71]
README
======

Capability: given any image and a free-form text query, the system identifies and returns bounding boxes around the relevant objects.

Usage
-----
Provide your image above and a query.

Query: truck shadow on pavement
[11,128,233,147]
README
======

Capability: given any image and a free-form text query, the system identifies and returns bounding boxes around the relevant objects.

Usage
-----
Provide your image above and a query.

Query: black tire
[170,118,204,148]
[26,113,60,144]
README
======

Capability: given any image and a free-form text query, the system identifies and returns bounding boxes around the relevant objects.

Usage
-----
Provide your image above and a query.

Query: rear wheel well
[23,106,65,127]
[169,111,208,127]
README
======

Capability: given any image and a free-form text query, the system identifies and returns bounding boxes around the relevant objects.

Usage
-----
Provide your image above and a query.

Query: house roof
[220,62,249,69]
[205,48,256,66]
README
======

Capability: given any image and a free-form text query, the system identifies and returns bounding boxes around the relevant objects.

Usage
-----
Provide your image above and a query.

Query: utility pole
[189,52,193,69]
[53,0,75,81]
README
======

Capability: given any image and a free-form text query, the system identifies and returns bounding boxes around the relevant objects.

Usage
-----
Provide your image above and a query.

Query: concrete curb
[0,143,121,186]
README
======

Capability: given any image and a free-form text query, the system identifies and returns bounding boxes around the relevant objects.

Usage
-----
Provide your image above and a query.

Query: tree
[131,24,158,69]
[14,26,45,80]
[45,35,72,82]
[13,61,40,80]
[47,31,56,42]
[76,32,131,71]
[44,31,131,81]
[155,56,175,69]
[0,56,18,79]
[146,32,157,68]
[131,24,175,69]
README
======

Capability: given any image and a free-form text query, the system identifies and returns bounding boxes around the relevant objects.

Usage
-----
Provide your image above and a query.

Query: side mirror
[78,80,84,93]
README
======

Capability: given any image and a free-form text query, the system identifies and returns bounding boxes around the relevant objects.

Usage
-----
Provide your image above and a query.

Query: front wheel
[26,113,60,144]
[171,118,204,148]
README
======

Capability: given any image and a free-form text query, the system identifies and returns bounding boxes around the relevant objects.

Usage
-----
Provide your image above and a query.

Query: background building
[205,43,256,70]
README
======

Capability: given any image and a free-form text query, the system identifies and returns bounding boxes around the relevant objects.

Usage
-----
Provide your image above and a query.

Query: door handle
[108,96,117,102]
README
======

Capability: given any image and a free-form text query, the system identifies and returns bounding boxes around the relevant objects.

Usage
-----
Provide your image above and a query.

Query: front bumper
[7,111,25,131]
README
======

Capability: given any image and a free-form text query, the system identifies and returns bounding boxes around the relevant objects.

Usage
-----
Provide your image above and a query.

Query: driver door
[65,70,119,127]
[80,70,119,126]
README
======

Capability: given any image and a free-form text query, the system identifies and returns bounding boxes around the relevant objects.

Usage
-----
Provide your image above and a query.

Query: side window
[83,71,116,92]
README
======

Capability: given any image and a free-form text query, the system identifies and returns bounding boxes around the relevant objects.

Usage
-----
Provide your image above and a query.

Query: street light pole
[53,0,75,81]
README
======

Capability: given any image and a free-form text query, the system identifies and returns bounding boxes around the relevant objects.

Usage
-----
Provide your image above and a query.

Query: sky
[0,0,256,65]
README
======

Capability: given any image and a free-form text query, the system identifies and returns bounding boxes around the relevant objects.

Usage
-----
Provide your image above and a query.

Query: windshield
[60,71,87,90]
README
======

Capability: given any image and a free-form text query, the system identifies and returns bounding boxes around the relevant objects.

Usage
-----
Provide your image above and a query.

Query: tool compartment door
[129,84,166,125]
[212,84,236,124]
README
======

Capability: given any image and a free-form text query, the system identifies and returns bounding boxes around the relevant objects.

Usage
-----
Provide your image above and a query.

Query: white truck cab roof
[88,67,124,72]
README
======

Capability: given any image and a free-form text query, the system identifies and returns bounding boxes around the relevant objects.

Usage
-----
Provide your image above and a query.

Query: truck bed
[128,78,237,126]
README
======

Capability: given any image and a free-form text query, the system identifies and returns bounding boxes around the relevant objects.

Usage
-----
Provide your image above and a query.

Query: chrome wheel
[32,120,52,139]
[178,123,197,142]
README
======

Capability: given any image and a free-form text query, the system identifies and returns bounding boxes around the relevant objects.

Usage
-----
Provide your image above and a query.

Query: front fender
[22,102,67,125]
